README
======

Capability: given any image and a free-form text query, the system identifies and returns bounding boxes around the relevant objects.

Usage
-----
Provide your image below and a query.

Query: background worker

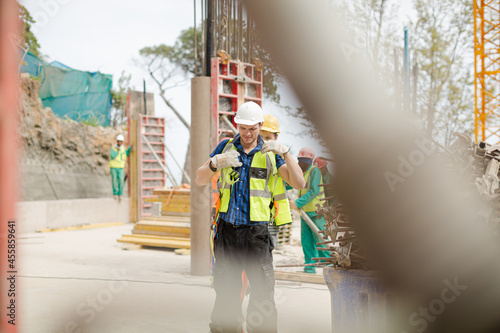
[196,102,304,333]
[260,114,293,246]
[109,134,131,202]
[314,156,334,200]
[294,147,330,274]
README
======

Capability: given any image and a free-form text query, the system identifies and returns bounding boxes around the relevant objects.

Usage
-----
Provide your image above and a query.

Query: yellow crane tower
[474,1,500,143]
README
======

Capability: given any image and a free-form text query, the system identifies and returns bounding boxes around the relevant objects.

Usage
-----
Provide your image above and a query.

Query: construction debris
[312,131,500,270]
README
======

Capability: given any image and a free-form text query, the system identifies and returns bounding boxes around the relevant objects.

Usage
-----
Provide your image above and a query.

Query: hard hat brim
[234,119,263,126]
[260,126,280,134]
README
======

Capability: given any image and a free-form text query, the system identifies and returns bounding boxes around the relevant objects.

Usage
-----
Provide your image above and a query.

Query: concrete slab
[17,198,129,233]
[18,224,332,332]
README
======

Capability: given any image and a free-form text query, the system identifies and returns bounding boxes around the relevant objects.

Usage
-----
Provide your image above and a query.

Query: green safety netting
[21,51,113,126]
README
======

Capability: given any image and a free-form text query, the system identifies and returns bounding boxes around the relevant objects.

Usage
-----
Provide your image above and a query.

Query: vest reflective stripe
[270,175,292,226]
[249,189,272,199]
[273,193,287,201]
[110,146,127,168]
[298,165,325,213]
[217,139,290,223]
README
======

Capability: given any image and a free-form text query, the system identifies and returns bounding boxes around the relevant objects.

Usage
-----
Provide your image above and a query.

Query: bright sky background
[19,0,414,183]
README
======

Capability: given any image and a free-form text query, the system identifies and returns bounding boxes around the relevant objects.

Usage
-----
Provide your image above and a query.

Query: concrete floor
[18,224,332,333]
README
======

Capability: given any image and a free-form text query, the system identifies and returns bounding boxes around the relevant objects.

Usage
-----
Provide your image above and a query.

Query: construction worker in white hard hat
[294,147,330,274]
[109,134,132,202]
[196,101,305,333]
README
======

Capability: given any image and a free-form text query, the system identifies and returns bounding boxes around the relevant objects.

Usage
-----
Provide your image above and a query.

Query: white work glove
[211,150,242,169]
[261,141,290,158]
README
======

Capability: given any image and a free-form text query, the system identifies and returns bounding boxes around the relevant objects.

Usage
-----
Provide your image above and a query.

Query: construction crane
[474,0,500,143]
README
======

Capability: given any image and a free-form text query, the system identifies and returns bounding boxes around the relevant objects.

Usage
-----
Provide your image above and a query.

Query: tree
[110,71,132,127]
[147,26,282,104]
[288,0,401,139]
[18,5,41,57]
[411,0,474,145]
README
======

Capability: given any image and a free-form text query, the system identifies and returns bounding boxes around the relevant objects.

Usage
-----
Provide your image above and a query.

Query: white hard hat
[116,134,125,141]
[234,102,264,126]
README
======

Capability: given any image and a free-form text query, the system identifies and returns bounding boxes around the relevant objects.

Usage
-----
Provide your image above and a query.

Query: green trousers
[110,167,124,196]
[301,212,330,273]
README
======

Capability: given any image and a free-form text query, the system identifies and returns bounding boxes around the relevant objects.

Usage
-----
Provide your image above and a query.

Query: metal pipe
[194,0,197,76]
[221,115,238,134]
[160,138,191,184]
[143,79,147,115]
[206,0,214,76]
[299,209,324,240]
[404,26,410,113]
[142,135,178,187]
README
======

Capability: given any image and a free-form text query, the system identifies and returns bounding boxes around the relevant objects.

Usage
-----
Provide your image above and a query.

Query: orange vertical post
[474,0,500,143]
[0,0,20,332]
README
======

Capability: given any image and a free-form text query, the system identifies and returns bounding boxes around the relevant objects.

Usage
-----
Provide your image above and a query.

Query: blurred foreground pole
[190,77,212,276]
[0,0,20,332]
[244,1,500,332]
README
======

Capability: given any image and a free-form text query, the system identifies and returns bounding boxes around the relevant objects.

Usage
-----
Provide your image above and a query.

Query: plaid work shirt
[210,134,286,226]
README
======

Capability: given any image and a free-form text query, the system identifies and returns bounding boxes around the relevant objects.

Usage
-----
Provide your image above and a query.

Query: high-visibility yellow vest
[269,174,292,226]
[217,140,291,224]
[109,145,127,169]
[298,165,325,213]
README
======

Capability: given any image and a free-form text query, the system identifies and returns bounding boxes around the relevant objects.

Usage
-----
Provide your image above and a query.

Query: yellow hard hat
[261,114,280,133]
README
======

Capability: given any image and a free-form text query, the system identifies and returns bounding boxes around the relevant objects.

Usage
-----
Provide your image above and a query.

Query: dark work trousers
[209,219,277,333]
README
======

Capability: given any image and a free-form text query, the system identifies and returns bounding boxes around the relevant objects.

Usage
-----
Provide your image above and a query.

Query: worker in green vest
[294,147,330,274]
[109,134,131,202]
[196,102,305,333]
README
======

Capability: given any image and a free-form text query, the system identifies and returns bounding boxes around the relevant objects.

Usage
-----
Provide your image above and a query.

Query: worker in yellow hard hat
[260,114,293,245]
[109,134,132,202]
[260,114,280,141]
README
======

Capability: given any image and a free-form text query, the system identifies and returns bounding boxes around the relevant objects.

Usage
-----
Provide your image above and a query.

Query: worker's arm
[110,147,119,159]
[295,167,321,208]
[196,139,242,186]
[126,146,132,156]
[196,159,217,186]
[278,153,306,189]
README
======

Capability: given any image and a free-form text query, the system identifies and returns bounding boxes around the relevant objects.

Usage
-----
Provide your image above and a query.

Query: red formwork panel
[210,57,264,150]
[138,115,167,218]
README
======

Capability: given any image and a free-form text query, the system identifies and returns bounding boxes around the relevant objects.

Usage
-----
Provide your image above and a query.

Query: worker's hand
[289,200,298,211]
[211,150,242,169]
[261,141,290,158]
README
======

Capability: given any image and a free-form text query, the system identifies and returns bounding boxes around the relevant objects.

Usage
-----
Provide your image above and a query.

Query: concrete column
[190,77,212,276]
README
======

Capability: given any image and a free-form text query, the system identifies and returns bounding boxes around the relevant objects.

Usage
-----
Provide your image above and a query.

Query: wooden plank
[132,229,190,238]
[129,118,139,222]
[160,211,190,217]
[117,234,190,249]
[141,216,191,223]
[136,220,191,228]
[144,196,191,205]
[274,271,326,285]
[133,224,190,234]
[153,188,191,196]
[37,222,125,233]
[162,203,190,213]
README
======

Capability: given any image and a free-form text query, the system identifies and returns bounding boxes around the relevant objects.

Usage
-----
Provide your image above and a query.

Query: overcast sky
[19,0,414,183]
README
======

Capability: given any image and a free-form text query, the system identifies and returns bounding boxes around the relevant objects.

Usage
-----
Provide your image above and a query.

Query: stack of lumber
[118,188,191,249]
[147,188,190,216]
[117,216,190,249]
